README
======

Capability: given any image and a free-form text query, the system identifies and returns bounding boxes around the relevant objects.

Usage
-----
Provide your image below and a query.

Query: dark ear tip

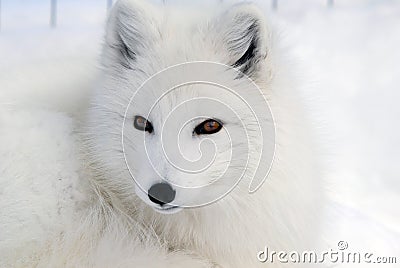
[104,0,154,69]
[219,3,268,78]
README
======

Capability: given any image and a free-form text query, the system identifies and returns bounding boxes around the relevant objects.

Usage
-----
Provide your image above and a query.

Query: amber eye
[194,119,222,135]
[134,116,153,133]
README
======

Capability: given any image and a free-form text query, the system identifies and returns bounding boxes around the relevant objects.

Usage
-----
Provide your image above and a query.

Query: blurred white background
[0,0,399,264]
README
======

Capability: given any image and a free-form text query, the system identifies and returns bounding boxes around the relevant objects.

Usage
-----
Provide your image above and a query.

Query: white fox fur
[0,0,325,267]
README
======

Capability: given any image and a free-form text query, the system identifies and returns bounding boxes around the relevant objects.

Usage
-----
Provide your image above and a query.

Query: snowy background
[0,0,399,265]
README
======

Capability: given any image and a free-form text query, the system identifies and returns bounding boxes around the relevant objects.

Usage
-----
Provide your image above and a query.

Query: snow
[266,1,400,260]
[270,0,400,232]
[1,0,399,264]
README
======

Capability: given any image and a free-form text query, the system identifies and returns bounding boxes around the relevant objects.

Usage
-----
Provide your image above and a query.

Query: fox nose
[148,183,176,206]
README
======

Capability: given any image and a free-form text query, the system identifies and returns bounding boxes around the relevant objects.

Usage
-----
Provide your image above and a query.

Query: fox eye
[194,119,222,135]
[134,116,153,133]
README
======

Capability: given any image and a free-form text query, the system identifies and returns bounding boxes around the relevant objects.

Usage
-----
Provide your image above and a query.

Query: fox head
[85,0,275,216]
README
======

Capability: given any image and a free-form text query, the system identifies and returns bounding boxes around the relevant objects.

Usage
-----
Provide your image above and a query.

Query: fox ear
[105,0,157,69]
[217,4,269,77]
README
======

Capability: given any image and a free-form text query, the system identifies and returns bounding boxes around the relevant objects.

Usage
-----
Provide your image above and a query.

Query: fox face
[86,0,275,215]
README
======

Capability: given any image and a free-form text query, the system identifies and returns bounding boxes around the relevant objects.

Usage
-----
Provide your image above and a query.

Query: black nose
[148,183,176,206]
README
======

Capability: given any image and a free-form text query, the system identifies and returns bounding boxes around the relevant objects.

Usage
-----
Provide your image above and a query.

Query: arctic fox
[0,0,324,267]
[82,0,324,267]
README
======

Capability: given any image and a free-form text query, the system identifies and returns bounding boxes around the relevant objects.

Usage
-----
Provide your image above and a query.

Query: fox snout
[148,182,176,206]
